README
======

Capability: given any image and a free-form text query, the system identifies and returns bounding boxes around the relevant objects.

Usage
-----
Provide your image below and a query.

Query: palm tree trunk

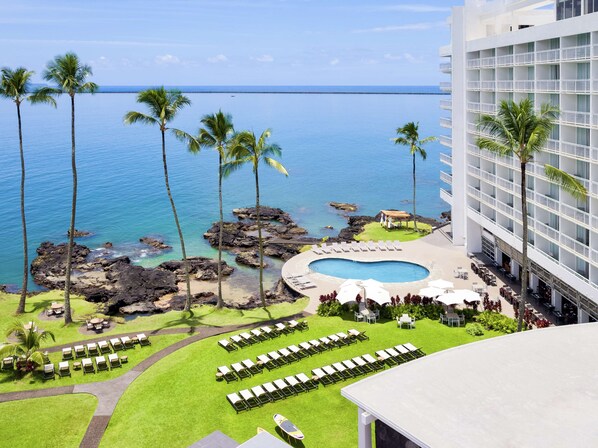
[217,152,224,309]
[412,152,418,231]
[63,94,76,324]
[161,130,192,311]
[255,165,266,308]
[16,101,28,314]
[518,162,529,332]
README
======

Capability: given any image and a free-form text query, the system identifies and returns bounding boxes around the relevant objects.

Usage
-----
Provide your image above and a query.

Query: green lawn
[355,221,431,242]
[0,394,97,446]
[102,315,501,448]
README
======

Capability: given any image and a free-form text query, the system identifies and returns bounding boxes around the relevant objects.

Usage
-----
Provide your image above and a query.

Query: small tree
[0,321,55,372]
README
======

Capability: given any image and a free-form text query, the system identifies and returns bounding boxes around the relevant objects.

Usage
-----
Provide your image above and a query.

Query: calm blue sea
[0,87,448,291]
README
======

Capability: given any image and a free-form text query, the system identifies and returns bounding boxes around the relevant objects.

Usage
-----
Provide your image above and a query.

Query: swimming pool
[308,259,429,283]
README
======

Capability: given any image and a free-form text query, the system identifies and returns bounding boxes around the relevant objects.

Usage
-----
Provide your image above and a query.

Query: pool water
[308,259,429,283]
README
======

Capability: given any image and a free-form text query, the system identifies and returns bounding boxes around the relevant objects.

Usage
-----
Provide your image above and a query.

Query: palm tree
[0,321,55,372]
[124,88,196,312]
[0,68,56,315]
[192,111,235,309]
[227,129,288,308]
[39,53,97,324]
[393,122,437,231]
[477,99,587,332]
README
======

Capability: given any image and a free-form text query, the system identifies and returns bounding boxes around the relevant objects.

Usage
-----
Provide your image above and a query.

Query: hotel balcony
[561,79,590,94]
[467,58,480,69]
[496,54,513,67]
[513,80,534,91]
[591,181,598,198]
[561,45,591,61]
[534,221,560,243]
[439,99,452,110]
[532,191,560,213]
[440,117,452,128]
[467,80,481,91]
[467,185,481,200]
[594,45,598,58]
[440,152,452,166]
[480,56,495,68]
[480,81,496,91]
[513,52,534,65]
[535,80,560,93]
[560,234,590,259]
[440,82,452,92]
[560,141,590,159]
[561,202,590,226]
[440,62,452,73]
[535,49,560,64]
[439,135,452,148]
[440,171,453,185]
[439,45,451,57]
[467,101,481,112]
[440,188,453,205]
[561,110,591,126]
[480,103,497,114]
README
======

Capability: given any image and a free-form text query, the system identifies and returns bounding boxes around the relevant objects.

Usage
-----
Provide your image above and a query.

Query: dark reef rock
[139,236,172,251]
[329,202,358,212]
[68,229,92,238]
[337,215,377,241]
[235,251,265,269]
[104,242,113,248]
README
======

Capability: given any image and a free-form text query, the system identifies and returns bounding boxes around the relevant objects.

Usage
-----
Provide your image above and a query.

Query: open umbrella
[365,286,391,305]
[428,279,455,290]
[418,287,444,298]
[435,293,466,306]
[336,284,362,304]
[340,279,360,289]
[362,279,384,289]
[453,289,481,302]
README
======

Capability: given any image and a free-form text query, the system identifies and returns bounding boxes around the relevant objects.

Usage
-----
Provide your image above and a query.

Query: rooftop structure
[439,0,598,324]
[342,322,598,448]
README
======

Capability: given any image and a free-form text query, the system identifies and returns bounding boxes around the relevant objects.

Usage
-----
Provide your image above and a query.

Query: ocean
[0,86,449,291]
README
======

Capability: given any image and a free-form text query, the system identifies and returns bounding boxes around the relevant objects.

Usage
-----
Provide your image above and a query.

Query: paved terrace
[282,229,521,318]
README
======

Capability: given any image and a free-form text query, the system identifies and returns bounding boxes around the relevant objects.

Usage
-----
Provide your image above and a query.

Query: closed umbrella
[336,284,362,304]
[435,293,466,306]
[453,289,481,302]
[418,287,444,298]
[428,279,455,290]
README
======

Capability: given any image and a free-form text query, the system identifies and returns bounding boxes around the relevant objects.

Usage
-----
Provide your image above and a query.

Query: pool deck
[283,229,482,314]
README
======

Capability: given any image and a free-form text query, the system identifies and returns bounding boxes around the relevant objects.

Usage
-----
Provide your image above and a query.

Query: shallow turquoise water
[0,91,447,289]
[309,259,430,283]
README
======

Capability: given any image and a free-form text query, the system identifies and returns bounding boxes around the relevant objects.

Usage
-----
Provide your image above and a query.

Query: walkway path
[0,312,308,448]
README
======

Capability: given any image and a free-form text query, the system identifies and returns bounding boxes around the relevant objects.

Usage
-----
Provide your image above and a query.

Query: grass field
[355,221,432,243]
[102,315,501,448]
[0,394,97,446]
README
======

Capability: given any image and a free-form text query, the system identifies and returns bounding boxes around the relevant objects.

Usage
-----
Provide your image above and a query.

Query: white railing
[572,175,590,190]
[560,234,590,259]
[594,80,598,93]
[560,141,590,159]
[480,191,497,207]
[534,193,559,212]
[496,201,514,218]
[496,80,513,91]
[467,123,478,134]
[440,152,452,165]
[480,56,496,67]
[536,49,560,63]
[561,45,591,61]
[561,79,590,93]
[513,80,534,91]
[560,110,591,126]
[439,99,452,110]
[544,139,559,154]
[467,58,480,69]
[440,117,452,128]
[561,202,590,226]
[592,215,598,229]
[480,103,497,114]
[592,249,598,265]
[536,80,559,92]
[467,185,481,199]
[481,169,497,184]
[591,181,598,197]
[467,101,480,112]
[440,188,453,201]
[440,171,453,185]
[593,113,598,128]
[440,62,452,73]
[495,177,514,193]
[440,82,452,92]
[440,45,452,57]
[514,52,534,65]
[593,45,598,58]
[481,80,496,90]
[496,54,513,66]
[535,221,559,242]
[467,81,481,90]
[468,164,481,178]
[439,135,452,147]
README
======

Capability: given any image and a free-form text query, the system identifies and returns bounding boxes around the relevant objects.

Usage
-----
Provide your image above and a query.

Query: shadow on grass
[274,426,305,447]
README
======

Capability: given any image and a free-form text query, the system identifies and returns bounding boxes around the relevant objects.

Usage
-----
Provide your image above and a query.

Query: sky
[1,1,464,86]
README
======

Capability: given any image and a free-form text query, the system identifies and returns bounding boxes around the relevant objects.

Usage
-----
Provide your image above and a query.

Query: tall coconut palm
[192,111,235,309]
[0,67,56,315]
[393,122,436,231]
[477,99,587,332]
[39,53,97,324]
[124,88,196,312]
[0,321,55,372]
[227,129,288,308]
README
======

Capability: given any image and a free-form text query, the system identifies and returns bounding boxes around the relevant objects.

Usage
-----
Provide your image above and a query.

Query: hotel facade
[440,0,598,323]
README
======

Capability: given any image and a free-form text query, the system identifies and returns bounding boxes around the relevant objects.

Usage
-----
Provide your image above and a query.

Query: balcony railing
[467,81,481,90]
[467,101,480,112]
[481,81,496,90]
[439,45,452,57]
[439,135,452,147]
[514,52,534,65]
[440,171,453,185]
[439,82,452,92]
[480,191,497,207]
[560,141,590,159]
[536,80,560,92]
[561,45,591,61]
[535,221,559,242]
[544,139,559,154]
[593,113,598,128]
[561,110,591,126]
[592,249,598,265]
[513,80,534,91]
[467,58,480,69]
[440,117,452,128]
[481,169,497,184]
[468,165,481,178]
[439,99,452,110]
[440,188,453,201]
[480,56,496,68]
[533,192,559,212]
[440,152,452,165]
[560,233,590,259]
[560,202,590,226]
[496,80,513,91]
[480,103,497,114]
[536,49,560,63]
[496,54,513,66]
[561,79,590,93]
[593,45,598,58]
[591,181,598,197]
[440,62,452,73]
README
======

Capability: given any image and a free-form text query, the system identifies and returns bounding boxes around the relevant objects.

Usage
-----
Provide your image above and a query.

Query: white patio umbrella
[435,292,466,306]
[418,287,445,298]
[453,289,481,302]
[428,279,455,290]
[365,286,391,305]
[340,279,360,289]
[361,278,384,289]
[336,284,362,305]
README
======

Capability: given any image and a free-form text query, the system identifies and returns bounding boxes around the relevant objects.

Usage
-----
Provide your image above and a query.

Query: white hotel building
[439,0,598,323]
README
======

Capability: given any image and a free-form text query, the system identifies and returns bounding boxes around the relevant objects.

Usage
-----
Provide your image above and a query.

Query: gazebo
[379,210,410,229]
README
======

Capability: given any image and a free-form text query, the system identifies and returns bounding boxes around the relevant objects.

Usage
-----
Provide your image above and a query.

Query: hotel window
[586,0,598,13]
[527,42,535,52]
[548,182,560,200]
[549,65,559,80]
[577,63,590,80]
[557,0,582,19]
[548,212,559,231]
[549,242,559,260]
[576,196,589,212]
[577,95,590,113]
[576,258,588,278]
[577,33,590,46]
[576,225,589,245]
[576,160,589,179]
[549,94,559,107]
[577,127,590,146]
[527,175,535,191]
[547,152,559,169]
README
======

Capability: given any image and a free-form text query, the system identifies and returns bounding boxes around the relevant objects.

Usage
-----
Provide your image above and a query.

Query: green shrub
[381,304,445,320]
[465,323,484,336]
[317,301,345,317]
[475,311,518,334]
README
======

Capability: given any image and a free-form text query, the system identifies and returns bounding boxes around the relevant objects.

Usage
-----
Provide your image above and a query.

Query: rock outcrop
[68,229,92,238]
[329,202,358,212]
[336,215,377,241]
[139,236,172,251]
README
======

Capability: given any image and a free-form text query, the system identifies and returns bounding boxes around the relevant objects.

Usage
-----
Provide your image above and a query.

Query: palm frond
[171,128,199,152]
[28,87,58,107]
[264,157,289,176]
[544,164,587,201]
[123,111,159,127]
[222,159,249,177]
[42,52,97,95]
[476,137,511,156]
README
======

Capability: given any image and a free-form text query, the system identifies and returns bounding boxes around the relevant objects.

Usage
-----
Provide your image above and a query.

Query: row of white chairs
[312,240,401,255]
[218,321,308,351]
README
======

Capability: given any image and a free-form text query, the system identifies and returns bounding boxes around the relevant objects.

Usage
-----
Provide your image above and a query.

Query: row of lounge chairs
[43,353,124,379]
[312,240,401,255]
[218,329,369,382]
[218,321,308,351]
[226,342,425,412]
[62,334,150,360]
[285,275,317,291]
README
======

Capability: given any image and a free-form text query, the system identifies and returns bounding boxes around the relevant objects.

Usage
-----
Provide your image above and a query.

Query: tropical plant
[0,321,55,372]
[124,87,196,312]
[0,67,56,314]
[477,99,587,332]
[227,129,288,308]
[39,52,97,324]
[191,111,235,309]
[393,122,437,231]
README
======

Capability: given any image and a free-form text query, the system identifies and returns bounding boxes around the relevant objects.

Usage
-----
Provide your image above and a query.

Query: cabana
[379,210,410,229]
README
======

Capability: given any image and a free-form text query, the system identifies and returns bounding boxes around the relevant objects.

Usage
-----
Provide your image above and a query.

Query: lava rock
[329,202,358,212]
[139,236,172,251]
[235,251,266,269]
[68,229,92,238]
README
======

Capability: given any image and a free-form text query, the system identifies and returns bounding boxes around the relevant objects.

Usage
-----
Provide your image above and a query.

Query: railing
[440,152,452,165]
[536,49,560,63]
[467,185,481,199]
[496,54,513,66]
[468,164,481,178]
[572,174,590,191]
[544,139,559,154]
[467,81,481,90]
[481,81,496,90]
[440,171,453,185]
[467,58,480,69]
[513,80,534,91]
[496,80,513,91]
[593,113,598,128]
[535,221,559,242]
[495,177,514,193]
[496,201,514,218]
[533,192,559,212]
[480,103,496,114]
[467,123,478,134]
[560,141,590,159]
[480,191,497,207]
[592,215,598,229]
[439,135,452,147]
[467,101,480,112]
[591,181,598,197]
[439,99,452,110]
[481,169,497,184]
[480,56,496,68]
[536,80,559,92]
[592,249,598,265]
[440,62,452,73]
[593,45,598,58]
[560,110,591,126]
[560,202,590,226]
[560,233,590,259]
[561,79,590,93]
[439,82,452,92]
[514,52,534,65]
[561,45,591,61]
[440,117,452,128]
[439,45,452,57]
[440,188,453,200]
